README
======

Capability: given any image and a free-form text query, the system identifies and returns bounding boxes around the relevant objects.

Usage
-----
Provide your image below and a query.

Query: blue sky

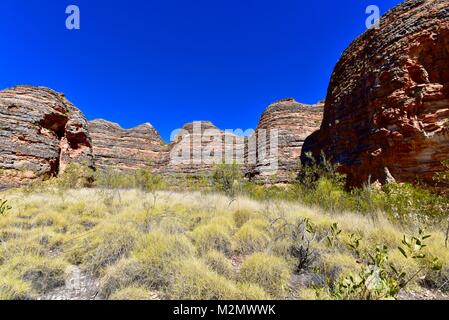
[0,0,402,141]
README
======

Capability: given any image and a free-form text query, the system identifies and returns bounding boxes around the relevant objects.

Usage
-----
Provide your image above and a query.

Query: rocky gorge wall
[88,119,168,172]
[0,86,323,188]
[0,86,93,189]
[302,0,449,188]
[246,98,324,183]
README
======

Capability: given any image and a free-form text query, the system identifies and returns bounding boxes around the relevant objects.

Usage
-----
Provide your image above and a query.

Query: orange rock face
[0,86,93,188]
[302,0,449,188]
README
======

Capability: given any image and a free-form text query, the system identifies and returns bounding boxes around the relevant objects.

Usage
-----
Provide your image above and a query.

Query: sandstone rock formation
[247,98,323,183]
[165,121,246,176]
[0,86,325,187]
[88,119,168,172]
[302,0,449,188]
[0,86,93,188]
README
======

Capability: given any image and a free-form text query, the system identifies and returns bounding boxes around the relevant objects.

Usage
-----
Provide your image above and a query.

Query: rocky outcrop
[0,86,93,188]
[165,121,246,176]
[88,120,168,172]
[302,0,449,188]
[0,87,324,187]
[247,99,323,183]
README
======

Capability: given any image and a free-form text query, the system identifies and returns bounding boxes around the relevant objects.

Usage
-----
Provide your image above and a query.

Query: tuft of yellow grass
[239,253,291,297]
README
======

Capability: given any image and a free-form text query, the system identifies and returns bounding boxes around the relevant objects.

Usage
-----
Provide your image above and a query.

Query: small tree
[211,162,243,198]
[134,168,166,209]
[297,151,345,189]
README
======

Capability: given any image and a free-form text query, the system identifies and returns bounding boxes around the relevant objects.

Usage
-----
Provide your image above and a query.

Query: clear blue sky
[0,0,402,141]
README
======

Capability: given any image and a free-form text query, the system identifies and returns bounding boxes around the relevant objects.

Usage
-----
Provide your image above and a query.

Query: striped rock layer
[302,0,449,188]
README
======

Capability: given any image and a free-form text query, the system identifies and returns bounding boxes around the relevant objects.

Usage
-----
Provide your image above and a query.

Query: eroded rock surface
[165,121,246,176]
[0,86,93,188]
[88,119,168,172]
[302,0,449,187]
[247,98,323,183]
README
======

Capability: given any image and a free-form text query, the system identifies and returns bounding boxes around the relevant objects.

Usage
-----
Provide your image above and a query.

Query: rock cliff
[88,119,168,172]
[165,121,246,176]
[247,98,324,183]
[0,86,93,188]
[302,0,449,188]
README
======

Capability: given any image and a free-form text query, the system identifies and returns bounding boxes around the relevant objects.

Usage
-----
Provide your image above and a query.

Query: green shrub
[190,222,232,254]
[239,253,291,297]
[0,270,34,300]
[169,259,241,300]
[212,162,243,197]
[99,258,146,299]
[134,169,166,193]
[330,229,442,300]
[55,163,94,190]
[234,223,271,254]
[434,160,449,185]
[66,222,139,274]
[94,169,135,189]
[203,250,235,278]
[233,209,253,228]
[298,152,345,190]
[4,255,68,293]
[382,183,448,222]
[132,232,195,289]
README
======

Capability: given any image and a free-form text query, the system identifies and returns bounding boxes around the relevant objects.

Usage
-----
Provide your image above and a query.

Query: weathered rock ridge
[247,98,324,183]
[164,121,246,176]
[0,86,93,188]
[0,86,322,187]
[302,0,449,188]
[88,119,168,172]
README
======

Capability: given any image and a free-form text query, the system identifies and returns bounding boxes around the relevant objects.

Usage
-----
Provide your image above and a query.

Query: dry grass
[0,187,448,300]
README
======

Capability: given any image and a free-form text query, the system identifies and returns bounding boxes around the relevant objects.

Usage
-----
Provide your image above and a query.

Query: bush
[233,209,253,228]
[382,183,448,222]
[434,160,449,186]
[236,283,271,300]
[99,258,146,299]
[330,229,442,300]
[212,162,243,197]
[190,222,232,254]
[94,167,167,192]
[55,163,94,190]
[4,255,68,293]
[298,152,344,190]
[0,271,34,300]
[203,250,235,278]
[169,259,241,300]
[66,222,139,274]
[94,169,136,189]
[134,169,166,193]
[109,286,159,300]
[132,232,195,289]
[239,253,291,297]
[234,223,271,254]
